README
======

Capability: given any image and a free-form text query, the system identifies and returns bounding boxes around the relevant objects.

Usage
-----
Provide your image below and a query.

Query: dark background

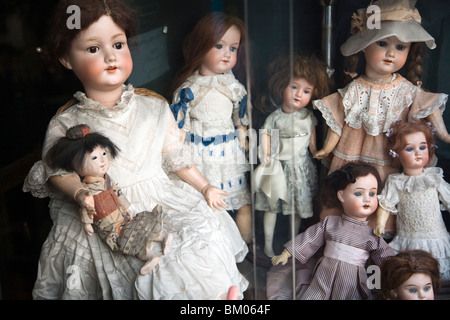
[0,0,449,299]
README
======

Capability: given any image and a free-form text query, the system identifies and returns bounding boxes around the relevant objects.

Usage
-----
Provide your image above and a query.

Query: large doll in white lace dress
[312,0,450,234]
[376,120,450,280]
[23,0,248,300]
[170,13,252,243]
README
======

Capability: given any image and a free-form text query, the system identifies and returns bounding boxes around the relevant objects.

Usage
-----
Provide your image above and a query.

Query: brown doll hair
[378,250,441,300]
[320,163,382,210]
[45,124,120,174]
[44,0,136,67]
[387,119,436,165]
[256,53,331,115]
[170,12,247,98]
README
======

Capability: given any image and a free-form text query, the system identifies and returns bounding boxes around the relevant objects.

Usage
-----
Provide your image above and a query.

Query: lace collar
[73,84,135,117]
[387,167,443,193]
[356,73,402,90]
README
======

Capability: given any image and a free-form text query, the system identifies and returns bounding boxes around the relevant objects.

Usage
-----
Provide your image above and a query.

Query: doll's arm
[174,165,228,211]
[426,109,450,144]
[237,124,249,152]
[49,174,96,217]
[373,207,391,237]
[313,128,339,159]
[271,249,291,266]
[259,131,271,164]
[309,126,318,155]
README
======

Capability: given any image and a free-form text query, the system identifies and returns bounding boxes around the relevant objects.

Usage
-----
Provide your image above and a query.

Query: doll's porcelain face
[363,36,410,79]
[60,15,133,96]
[80,146,110,178]
[281,77,314,114]
[396,273,434,300]
[199,25,240,76]
[397,131,429,176]
[337,174,378,221]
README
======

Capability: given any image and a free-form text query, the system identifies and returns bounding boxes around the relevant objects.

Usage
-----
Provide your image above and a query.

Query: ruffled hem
[389,234,450,259]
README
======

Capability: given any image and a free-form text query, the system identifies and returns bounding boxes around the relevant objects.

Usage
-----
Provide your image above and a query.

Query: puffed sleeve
[437,169,450,211]
[408,86,448,121]
[312,90,346,137]
[378,176,401,214]
[171,86,194,132]
[161,107,194,172]
[22,118,76,198]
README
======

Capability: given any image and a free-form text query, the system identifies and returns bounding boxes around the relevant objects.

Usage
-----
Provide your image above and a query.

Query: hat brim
[340,20,436,56]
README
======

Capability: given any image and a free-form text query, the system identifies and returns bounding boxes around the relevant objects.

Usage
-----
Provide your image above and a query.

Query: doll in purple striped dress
[268,163,395,300]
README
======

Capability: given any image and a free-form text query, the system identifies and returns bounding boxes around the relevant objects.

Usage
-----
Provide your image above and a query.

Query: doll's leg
[83,223,94,236]
[139,253,160,275]
[161,231,173,255]
[263,211,277,257]
[236,204,252,244]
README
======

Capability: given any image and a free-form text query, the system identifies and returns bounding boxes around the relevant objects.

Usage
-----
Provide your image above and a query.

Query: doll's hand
[374,225,385,237]
[75,189,96,219]
[237,125,249,152]
[125,210,134,221]
[201,184,228,211]
[313,148,330,160]
[83,223,94,236]
[271,250,291,266]
[262,153,271,164]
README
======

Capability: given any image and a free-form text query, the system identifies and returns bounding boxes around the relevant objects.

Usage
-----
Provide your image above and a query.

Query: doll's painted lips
[383,59,393,65]
[106,65,118,73]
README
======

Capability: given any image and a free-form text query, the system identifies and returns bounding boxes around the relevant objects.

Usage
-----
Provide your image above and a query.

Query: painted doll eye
[376,41,387,47]
[87,46,99,54]
[406,147,413,152]
[215,44,223,50]
[396,44,406,51]
[230,46,238,52]
[113,42,124,50]
[419,145,427,151]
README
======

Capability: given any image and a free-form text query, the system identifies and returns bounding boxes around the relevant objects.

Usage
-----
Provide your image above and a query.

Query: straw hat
[340,0,436,56]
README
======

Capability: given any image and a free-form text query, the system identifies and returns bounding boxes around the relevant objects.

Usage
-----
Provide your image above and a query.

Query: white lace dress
[23,84,249,299]
[253,108,317,217]
[171,70,251,210]
[378,167,450,280]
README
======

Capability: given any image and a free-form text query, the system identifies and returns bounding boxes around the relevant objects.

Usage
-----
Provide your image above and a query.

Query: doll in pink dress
[312,0,450,234]
[268,163,395,300]
[45,124,173,275]
[375,120,450,280]
[169,13,252,243]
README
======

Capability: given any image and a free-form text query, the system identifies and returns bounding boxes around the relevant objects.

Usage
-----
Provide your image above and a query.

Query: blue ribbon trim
[238,95,247,126]
[170,88,194,129]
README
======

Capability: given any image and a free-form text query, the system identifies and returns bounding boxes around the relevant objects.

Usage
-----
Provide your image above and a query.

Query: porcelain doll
[312,0,450,234]
[23,0,248,300]
[377,249,441,300]
[45,124,174,275]
[375,120,450,280]
[253,54,330,257]
[169,12,252,243]
[269,163,395,300]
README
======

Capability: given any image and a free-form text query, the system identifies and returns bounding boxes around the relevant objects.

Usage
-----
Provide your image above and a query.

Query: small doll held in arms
[169,13,252,243]
[253,53,331,257]
[45,124,173,275]
[375,120,450,280]
[269,164,395,300]
[312,0,450,235]
[377,249,441,300]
